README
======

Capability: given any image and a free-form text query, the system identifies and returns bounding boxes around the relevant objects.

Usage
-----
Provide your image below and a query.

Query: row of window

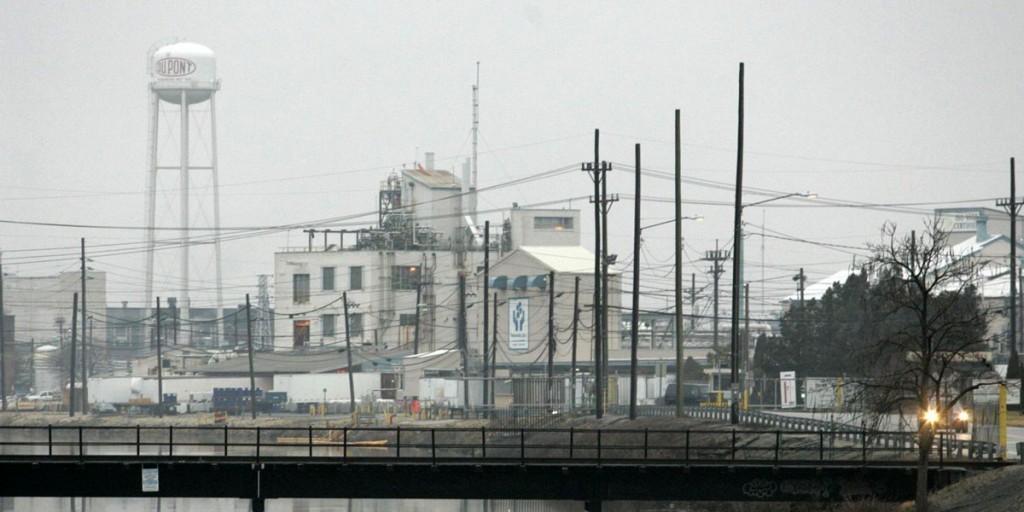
[293,313,364,348]
[293,265,421,303]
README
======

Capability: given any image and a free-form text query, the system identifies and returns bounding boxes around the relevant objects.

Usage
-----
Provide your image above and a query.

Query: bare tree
[856,220,994,512]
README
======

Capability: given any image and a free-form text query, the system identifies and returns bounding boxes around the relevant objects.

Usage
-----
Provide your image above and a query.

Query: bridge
[0,417,1009,511]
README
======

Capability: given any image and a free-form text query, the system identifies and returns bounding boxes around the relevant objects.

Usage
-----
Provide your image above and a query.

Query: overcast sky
[2,2,1023,316]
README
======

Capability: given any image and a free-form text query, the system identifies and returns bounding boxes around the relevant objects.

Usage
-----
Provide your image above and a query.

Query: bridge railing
[0,423,999,464]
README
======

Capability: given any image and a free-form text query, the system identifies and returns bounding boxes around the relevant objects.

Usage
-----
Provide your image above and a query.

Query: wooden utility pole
[156,297,163,419]
[547,271,555,406]
[343,292,356,416]
[571,276,580,411]
[492,292,498,407]
[69,293,78,417]
[630,143,642,420]
[413,282,422,354]
[674,109,685,418]
[730,62,745,425]
[483,221,490,408]
[457,275,469,417]
[81,238,88,413]
[246,294,257,420]
[585,130,598,417]
[0,258,5,413]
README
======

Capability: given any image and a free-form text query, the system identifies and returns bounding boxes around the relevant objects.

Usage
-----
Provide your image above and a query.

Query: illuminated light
[923,409,939,424]
[957,410,970,423]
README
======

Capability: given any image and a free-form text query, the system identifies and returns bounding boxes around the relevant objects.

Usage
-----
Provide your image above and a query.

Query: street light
[730,191,814,424]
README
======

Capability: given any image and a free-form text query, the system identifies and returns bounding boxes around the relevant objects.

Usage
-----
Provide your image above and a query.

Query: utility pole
[413,282,422,354]
[674,109,685,418]
[458,274,469,418]
[630,143,642,421]
[571,276,580,411]
[0,257,5,413]
[343,292,356,417]
[601,167,618,410]
[491,292,498,408]
[80,238,88,413]
[703,244,728,353]
[547,271,555,407]
[70,293,78,417]
[743,282,750,412]
[246,294,256,420]
[793,268,807,308]
[583,129,610,418]
[689,273,697,331]
[156,297,163,419]
[730,62,745,425]
[997,158,1020,359]
[483,221,490,408]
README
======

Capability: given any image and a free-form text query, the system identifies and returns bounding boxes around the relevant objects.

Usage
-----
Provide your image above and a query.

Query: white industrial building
[273,165,616,402]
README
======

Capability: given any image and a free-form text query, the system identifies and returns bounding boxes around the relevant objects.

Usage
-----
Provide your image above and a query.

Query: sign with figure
[509,297,529,350]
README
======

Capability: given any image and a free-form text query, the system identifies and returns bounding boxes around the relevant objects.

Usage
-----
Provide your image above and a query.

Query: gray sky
[2,2,1023,316]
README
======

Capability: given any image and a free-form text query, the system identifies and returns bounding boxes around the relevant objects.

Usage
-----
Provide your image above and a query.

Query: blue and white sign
[142,468,159,492]
[508,298,529,350]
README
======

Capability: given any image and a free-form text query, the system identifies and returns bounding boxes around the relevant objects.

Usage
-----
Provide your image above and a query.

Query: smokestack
[976,212,990,242]
[425,152,435,172]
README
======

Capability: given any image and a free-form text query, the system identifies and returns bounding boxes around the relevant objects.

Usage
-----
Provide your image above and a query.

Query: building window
[322,314,337,337]
[322,267,335,291]
[348,313,364,337]
[399,313,417,326]
[391,265,420,290]
[350,266,363,290]
[293,274,310,303]
[534,216,573,230]
[293,320,310,348]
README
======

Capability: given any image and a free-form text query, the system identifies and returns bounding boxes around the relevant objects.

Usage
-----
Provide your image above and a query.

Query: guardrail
[605,405,1000,461]
[0,423,999,464]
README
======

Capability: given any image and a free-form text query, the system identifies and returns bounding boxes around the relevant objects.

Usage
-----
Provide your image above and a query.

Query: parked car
[26,390,60,402]
[662,382,710,406]
[90,402,118,415]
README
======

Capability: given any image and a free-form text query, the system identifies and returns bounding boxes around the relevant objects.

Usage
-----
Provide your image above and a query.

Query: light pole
[730,191,814,424]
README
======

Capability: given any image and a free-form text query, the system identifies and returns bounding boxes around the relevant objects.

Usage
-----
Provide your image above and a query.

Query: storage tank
[150,41,217,104]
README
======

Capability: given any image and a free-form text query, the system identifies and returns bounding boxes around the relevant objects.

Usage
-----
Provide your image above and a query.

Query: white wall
[273,373,381,404]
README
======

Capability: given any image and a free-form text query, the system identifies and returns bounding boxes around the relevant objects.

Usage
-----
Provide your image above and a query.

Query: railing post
[481,427,486,459]
[819,430,824,461]
[643,428,649,460]
[396,426,401,459]
[308,425,314,458]
[861,429,867,463]
[168,426,173,457]
[775,431,781,463]
[431,429,436,465]
[256,427,261,463]
[342,427,348,462]
[520,429,526,464]
[78,427,83,461]
[597,430,602,465]
[685,429,690,460]
[136,425,141,457]
[224,425,229,457]
[569,428,575,459]
[731,430,736,461]
[48,425,53,457]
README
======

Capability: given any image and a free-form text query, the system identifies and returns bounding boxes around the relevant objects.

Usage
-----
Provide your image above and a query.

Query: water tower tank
[150,41,218,105]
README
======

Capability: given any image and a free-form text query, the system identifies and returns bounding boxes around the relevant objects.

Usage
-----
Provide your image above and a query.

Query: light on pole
[730,191,814,424]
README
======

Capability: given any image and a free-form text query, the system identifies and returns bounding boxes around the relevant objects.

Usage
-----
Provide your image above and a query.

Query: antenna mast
[470,62,480,224]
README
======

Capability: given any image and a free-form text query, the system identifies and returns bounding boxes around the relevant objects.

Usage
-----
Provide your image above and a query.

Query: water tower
[143,40,224,346]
